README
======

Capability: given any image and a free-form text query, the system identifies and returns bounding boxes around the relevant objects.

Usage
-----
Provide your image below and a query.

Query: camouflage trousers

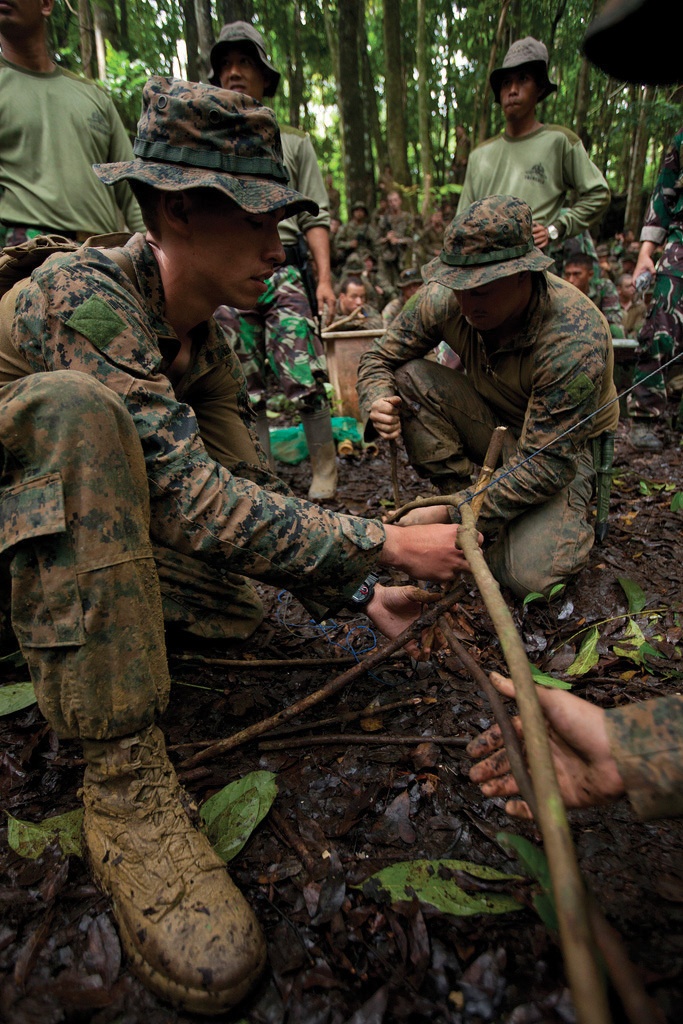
[626,272,683,419]
[396,360,596,598]
[0,372,263,740]
[215,264,328,409]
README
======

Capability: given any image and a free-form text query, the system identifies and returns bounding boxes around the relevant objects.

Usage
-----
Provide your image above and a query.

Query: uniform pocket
[1,472,86,647]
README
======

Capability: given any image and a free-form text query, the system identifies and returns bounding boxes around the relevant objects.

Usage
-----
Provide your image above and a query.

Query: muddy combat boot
[81,725,266,1015]
[254,406,275,471]
[301,405,338,501]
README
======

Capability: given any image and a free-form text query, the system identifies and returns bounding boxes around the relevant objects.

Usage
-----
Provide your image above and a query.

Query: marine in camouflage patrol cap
[423,194,554,291]
[93,76,317,219]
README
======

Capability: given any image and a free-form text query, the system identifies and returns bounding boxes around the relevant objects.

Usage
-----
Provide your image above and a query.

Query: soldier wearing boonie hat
[457,35,609,257]
[358,193,619,598]
[0,75,475,1016]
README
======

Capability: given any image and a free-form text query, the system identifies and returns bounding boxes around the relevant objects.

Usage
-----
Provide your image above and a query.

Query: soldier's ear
[160,192,191,231]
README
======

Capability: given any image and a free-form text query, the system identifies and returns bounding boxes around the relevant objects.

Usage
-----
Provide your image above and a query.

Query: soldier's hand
[380,522,479,582]
[365,584,441,659]
[369,395,402,440]
[317,279,337,321]
[632,242,657,284]
[396,505,451,527]
[466,672,625,818]
[532,222,550,249]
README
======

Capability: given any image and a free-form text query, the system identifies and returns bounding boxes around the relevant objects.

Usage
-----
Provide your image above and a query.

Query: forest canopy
[49,1,682,232]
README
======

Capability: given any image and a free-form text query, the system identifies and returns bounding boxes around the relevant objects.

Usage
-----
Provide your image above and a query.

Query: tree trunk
[92,0,118,80]
[119,0,129,54]
[288,3,304,128]
[477,0,512,144]
[416,0,431,205]
[625,85,655,233]
[194,0,214,83]
[77,0,95,79]
[382,0,410,187]
[219,1,254,22]
[338,0,369,210]
[181,0,200,82]
[574,56,591,142]
[360,10,384,190]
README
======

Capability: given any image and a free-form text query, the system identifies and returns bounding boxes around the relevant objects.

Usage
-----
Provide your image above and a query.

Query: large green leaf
[617,576,647,614]
[565,625,600,676]
[200,770,277,863]
[355,859,524,916]
[0,681,37,717]
[7,809,83,860]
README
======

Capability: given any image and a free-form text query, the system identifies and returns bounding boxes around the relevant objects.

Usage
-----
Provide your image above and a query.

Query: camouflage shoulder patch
[566,372,595,406]
[65,297,126,349]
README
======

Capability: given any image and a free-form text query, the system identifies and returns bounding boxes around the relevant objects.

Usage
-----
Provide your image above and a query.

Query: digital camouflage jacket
[0,235,385,615]
[357,272,619,535]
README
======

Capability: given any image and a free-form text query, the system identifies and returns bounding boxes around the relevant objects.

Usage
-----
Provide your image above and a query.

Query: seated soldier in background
[332,275,384,329]
[357,195,619,599]
[617,271,647,337]
[382,266,423,325]
[0,77,477,1016]
[563,250,625,338]
[334,201,379,274]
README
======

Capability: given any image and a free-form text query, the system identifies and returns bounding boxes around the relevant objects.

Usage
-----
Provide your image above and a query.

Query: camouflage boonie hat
[489,37,558,103]
[209,21,280,95]
[398,267,421,288]
[351,200,369,215]
[93,77,317,218]
[423,195,554,290]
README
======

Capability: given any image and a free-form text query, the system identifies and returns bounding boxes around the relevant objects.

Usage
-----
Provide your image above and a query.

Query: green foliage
[671,492,683,512]
[0,682,37,717]
[7,809,84,860]
[200,770,277,863]
[529,665,572,690]
[617,576,647,614]
[565,624,600,676]
[497,832,559,933]
[355,859,524,916]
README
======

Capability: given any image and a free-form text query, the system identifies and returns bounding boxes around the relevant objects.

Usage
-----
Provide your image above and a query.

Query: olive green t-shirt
[0,56,144,235]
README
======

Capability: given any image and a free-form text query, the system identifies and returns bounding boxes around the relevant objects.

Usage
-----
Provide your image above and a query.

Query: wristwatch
[547,224,560,242]
[348,571,380,609]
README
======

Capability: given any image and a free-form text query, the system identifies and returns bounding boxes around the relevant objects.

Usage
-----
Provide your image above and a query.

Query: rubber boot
[301,405,338,501]
[81,724,266,1015]
[254,407,275,471]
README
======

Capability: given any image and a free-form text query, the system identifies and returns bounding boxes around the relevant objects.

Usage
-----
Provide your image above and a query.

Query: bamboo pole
[457,504,611,1024]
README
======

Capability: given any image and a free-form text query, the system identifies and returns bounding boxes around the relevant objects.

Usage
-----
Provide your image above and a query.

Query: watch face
[548,225,559,241]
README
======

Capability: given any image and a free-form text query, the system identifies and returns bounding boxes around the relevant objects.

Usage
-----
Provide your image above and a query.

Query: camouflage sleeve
[640,130,683,246]
[605,695,683,820]
[13,252,384,616]
[356,283,455,427]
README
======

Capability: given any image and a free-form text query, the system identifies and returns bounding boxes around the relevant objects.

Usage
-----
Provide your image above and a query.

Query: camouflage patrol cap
[93,77,317,218]
[423,195,554,290]
[489,37,558,103]
[209,21,280,95]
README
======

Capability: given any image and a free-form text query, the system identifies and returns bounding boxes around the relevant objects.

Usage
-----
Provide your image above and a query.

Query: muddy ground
[1,411,682,1024]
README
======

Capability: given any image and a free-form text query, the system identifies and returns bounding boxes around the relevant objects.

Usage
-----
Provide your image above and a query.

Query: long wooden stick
[178,583,466,770]
[457,504,611,1024]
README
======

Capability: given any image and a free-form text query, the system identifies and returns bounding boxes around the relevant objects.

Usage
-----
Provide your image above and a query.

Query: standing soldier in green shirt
[0,0,143,245]
[457,37,610,254]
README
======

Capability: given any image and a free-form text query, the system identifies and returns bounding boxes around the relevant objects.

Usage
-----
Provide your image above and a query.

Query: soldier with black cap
[358,194,619,599]
[0,76,477,1015]
[457,37,610,254]
[209,20,339,501]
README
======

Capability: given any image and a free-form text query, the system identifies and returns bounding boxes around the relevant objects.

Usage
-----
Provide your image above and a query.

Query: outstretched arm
[466,672,625,819]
